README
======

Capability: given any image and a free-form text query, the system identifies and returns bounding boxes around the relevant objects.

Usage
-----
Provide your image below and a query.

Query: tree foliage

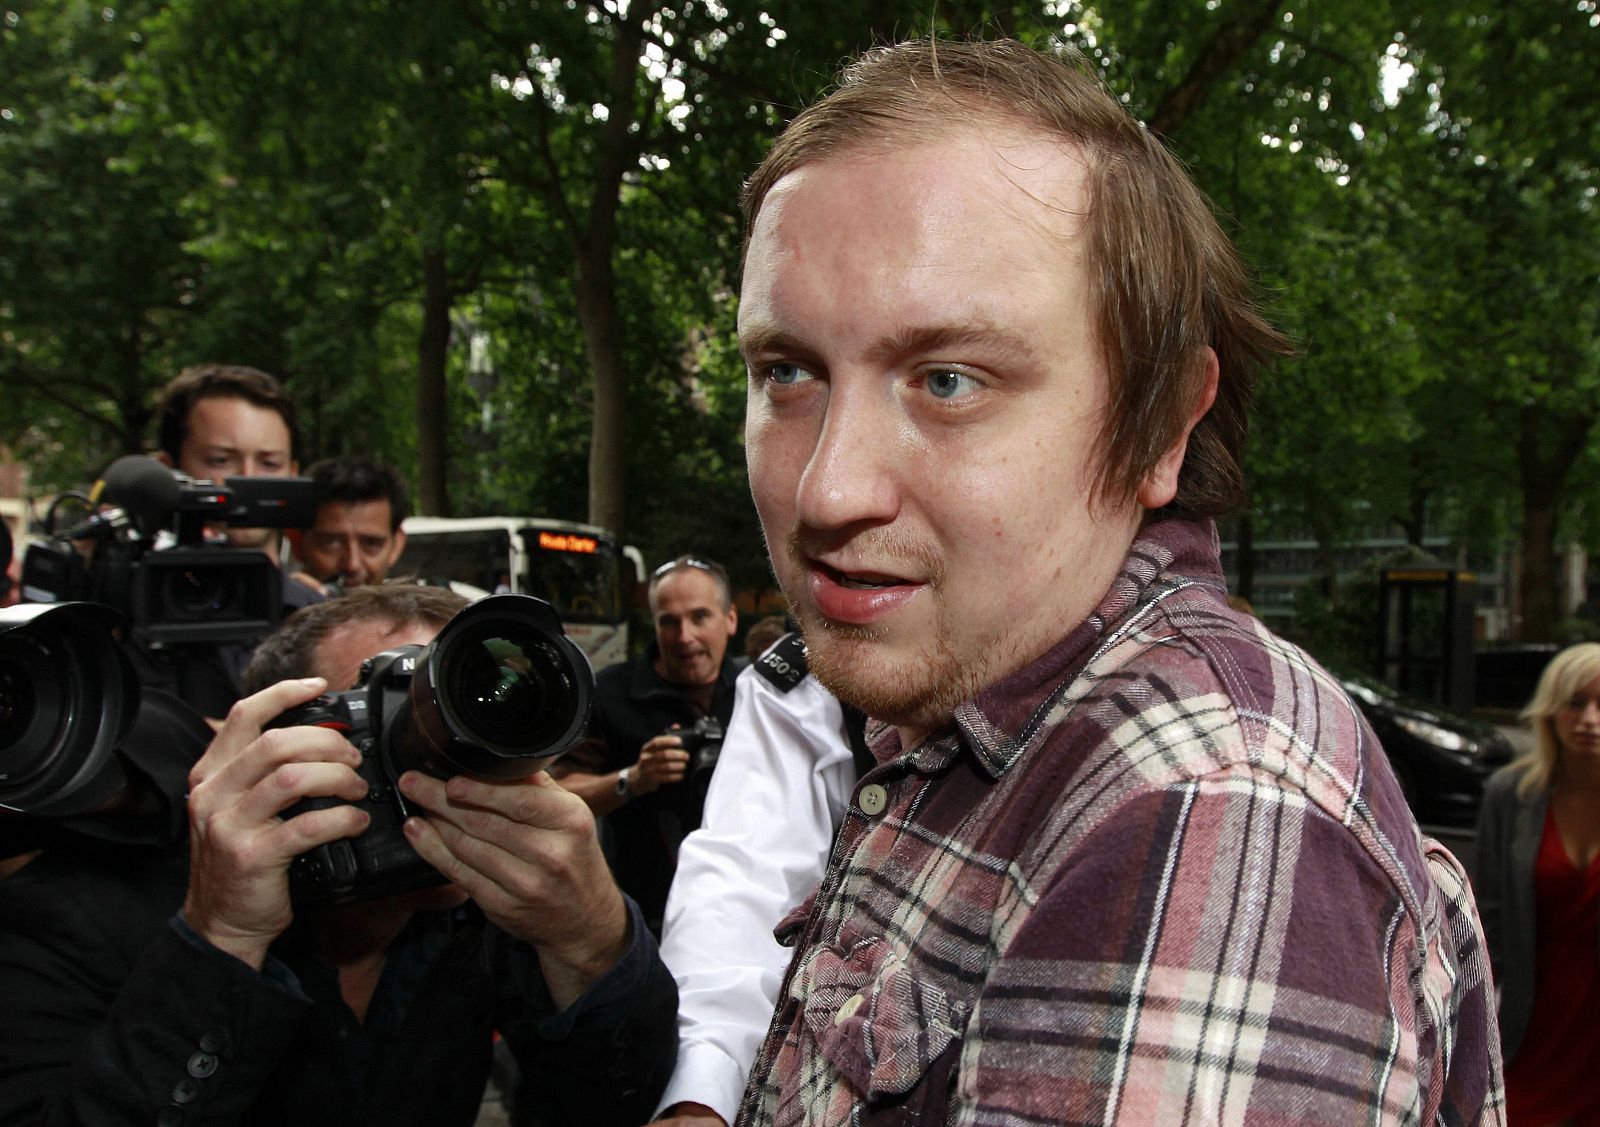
[3,0,1596,632]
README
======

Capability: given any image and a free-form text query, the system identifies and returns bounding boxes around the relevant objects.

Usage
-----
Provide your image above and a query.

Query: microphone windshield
[100,456,182,535]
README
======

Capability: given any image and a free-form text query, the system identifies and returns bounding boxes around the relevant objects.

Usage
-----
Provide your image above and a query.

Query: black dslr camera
[675,714,725,785]
[274,594,592,903]
[21,455,315,647]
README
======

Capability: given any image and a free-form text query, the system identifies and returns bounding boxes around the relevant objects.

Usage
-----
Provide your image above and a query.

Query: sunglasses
[652,556,716,580]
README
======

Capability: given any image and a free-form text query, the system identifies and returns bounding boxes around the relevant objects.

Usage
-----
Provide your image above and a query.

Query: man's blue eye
[926,370,977,399]
[768,363,807,385]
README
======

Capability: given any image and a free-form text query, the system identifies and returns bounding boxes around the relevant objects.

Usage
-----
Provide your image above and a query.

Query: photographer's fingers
[189,728,360,828]
[183,784,369,973]
[427,770,578,829]
[189,677,330,789]
[636,736,690,791]
[231,760,371,825]
[400,792,629,1008]
[398,771,620,936]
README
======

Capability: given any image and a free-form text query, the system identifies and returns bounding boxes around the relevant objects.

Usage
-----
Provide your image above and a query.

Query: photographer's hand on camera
[397,769,630,1010]
[181,676,372,970]
[631,733,691,796]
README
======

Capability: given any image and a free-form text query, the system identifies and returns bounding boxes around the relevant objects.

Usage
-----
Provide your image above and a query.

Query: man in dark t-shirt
[553,555,739,932]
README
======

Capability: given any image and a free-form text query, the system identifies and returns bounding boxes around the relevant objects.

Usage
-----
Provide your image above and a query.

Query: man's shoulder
[1058,584,1378,817]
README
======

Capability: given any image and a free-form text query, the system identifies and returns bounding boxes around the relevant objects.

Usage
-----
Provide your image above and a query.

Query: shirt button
[834,992,865,1024]
[187,1052,219,1079]
[158,1107,186,1127]
[858,784,888,816]
[198,1028,230,1055]
[171,1077,201,1105]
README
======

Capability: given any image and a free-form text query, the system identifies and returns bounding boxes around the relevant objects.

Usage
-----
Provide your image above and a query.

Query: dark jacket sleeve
[496,896,678,1127]
[0,850,309,1127]
[1469,768,1513,981]
[1469,765,1542,1064]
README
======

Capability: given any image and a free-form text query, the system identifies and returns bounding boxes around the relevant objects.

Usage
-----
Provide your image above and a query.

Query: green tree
[0,0,212,481]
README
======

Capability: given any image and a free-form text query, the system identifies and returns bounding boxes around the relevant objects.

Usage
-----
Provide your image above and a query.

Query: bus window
[394,529,510,593]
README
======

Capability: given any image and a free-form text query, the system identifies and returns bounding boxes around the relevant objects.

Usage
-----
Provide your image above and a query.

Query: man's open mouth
[819,563,909,591]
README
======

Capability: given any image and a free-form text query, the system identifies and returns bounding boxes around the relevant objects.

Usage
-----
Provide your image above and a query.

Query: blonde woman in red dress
[1475,642,1600,1126]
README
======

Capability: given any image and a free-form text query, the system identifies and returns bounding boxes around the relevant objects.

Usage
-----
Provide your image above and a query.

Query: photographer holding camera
[552,555,739,936]
[0,586,676,1127]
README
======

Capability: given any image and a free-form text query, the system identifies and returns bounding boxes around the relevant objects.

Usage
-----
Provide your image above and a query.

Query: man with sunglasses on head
[553,555,739,934]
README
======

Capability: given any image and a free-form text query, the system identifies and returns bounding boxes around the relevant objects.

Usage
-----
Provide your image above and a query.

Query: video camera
[273,593,593,904]
[21,455,315,647]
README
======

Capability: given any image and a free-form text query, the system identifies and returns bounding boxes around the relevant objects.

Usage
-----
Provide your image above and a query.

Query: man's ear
[1136,347,1219,511]
[384,527,407,567]
[151,451,174,469]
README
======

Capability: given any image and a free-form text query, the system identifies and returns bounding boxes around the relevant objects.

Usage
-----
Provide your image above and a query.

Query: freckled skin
[741,126,1210,745]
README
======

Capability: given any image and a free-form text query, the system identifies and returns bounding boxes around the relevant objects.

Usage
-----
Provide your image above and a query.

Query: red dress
[1504,807,1600,1126]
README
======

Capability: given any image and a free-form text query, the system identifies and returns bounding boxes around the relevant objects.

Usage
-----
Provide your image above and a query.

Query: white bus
[395,517,644,670]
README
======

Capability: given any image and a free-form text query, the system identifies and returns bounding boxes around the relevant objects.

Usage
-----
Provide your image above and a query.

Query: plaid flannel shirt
[737,518,1504,1126]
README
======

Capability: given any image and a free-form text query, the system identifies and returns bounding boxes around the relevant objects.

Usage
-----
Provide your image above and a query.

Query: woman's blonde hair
[1514,642,1600,796]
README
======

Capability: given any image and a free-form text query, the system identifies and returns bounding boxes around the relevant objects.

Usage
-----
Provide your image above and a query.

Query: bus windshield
[395,528,512,595]
[394,525,624,625]
[518,529,624,625]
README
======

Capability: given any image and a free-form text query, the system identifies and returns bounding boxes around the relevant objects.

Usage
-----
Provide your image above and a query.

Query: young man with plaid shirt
[731,37,1504,1127]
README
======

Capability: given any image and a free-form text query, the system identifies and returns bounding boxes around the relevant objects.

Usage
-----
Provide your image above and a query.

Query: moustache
[785,525,944,585]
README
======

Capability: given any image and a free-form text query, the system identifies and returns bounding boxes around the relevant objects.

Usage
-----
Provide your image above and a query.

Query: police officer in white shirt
[652,632,862,1126]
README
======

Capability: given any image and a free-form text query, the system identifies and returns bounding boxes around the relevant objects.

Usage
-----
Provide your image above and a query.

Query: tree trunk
[1519,492,1559,642]
[1148,0,1288,136]
[1515,401,1595,641]
[576,11,645,540]
[578,255,628,538]
[416,245,452,516]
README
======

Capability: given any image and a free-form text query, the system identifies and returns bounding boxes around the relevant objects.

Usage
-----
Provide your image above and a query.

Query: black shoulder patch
[754,631,808,692]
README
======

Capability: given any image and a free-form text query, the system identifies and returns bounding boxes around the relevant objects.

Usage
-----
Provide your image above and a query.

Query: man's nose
[793,376,900,532]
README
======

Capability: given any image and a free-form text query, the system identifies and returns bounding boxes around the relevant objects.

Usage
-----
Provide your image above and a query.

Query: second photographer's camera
[274,594,592,903]
[675,714,725,783]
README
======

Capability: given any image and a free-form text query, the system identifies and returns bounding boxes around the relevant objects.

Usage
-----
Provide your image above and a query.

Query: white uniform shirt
[655,662,854,1122]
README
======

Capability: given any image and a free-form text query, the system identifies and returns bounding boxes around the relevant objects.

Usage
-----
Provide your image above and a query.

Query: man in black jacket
[0,586,676,1126]
[552,556,740,934]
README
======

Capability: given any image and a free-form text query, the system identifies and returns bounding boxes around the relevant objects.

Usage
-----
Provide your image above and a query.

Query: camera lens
[443,625,575,749]
[0,636,68,781]
[0,657,34,747]
[394,594,592,781]
[163,566,239,618]
[0,602,136,815]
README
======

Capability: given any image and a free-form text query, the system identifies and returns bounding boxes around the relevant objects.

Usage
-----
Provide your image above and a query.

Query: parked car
[1336,671,1514,828]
